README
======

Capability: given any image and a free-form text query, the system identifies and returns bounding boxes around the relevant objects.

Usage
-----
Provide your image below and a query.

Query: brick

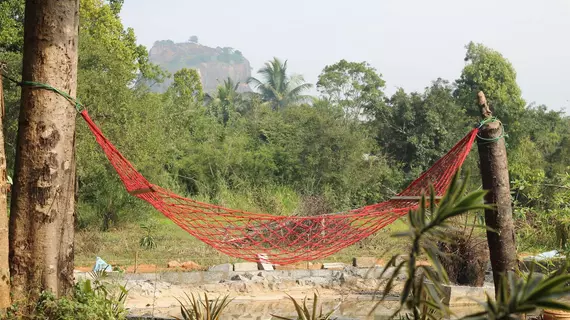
[233,262,258,272]
[208,263,232,272]
[322,262,345,270]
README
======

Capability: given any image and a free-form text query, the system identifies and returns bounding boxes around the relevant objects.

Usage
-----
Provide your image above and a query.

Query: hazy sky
[121,0,570,111]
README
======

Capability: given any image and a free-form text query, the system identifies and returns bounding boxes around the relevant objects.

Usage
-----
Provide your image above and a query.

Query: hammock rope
[3,76,481,265]
[81,109,478,264]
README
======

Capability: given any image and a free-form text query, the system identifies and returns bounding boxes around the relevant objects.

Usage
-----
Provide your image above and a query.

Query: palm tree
[209,77,242,124]
[247,57,313,110]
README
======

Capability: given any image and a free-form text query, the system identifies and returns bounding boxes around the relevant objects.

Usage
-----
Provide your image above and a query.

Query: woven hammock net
[81,110,478,265]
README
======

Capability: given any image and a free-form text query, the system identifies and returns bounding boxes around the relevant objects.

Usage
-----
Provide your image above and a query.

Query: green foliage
[6,1,570,315]
[168,68,204,103]
[379,79,467,177]
[79,0,165,84]
[0,0,24,53]
[248,57,313,110]
[217,47,244,63]
[454,42,526,140]
[139,221,158,250]
[8,271,129,320]
[373,171,490,319]
[508,105,570,250]
[3,0,569,263]
[207,77,243,125]
[271,293,339,320]
[374,173,570,320]
[176,293,233,320]
[317,59,386,119]
[464,267,570,320]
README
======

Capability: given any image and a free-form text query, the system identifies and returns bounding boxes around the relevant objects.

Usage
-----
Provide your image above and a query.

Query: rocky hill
[148,40,252,93]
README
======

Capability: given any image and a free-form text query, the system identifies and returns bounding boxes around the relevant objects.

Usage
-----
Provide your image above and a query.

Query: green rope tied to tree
[1,74,84,112]
[20,81,84,112]
[476,116,508,145]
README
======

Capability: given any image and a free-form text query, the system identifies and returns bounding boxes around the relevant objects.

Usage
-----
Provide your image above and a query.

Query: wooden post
[0,68,12,313]
[476,91,517,294]
[134,251,138,274]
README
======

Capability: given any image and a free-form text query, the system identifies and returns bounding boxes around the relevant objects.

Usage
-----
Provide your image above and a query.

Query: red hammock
[80,110,478,265]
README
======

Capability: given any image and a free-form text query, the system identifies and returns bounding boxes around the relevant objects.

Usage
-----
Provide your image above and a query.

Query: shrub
[177,292,233,320]
[437,220,489,286]
[30,271,128,320]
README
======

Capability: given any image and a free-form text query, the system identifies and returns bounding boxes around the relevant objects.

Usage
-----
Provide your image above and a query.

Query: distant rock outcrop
[148,40,252,93]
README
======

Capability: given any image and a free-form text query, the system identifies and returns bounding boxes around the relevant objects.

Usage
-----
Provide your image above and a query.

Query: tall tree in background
[208,77,242,125]
[248,57,312,111]
[454,42,526,140]
[9,0,79,305]
[381,79,467,175]
[0,0,25,53]
[168,68,204,104]
[317,59,386,120]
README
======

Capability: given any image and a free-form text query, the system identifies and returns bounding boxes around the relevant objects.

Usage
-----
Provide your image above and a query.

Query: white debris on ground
[526,250,565,261]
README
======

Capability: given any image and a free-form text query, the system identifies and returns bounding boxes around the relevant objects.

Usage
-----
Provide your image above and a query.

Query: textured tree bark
[9,0,79,305]
[476,91,517,295]
[0,72,11,312]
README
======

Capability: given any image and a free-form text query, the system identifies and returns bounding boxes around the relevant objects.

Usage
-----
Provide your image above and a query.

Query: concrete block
[273,262,322,270]
[271,269,311,279]
[356,266,387,279]
[308,262,323,270]
[160,272,182,284]
[258,263,274,270]
[179,272,203,284]
[310,269,334,278]
[425,282,495,306]
[268,270,290,279]
[250,275,265,283]
[297,277,332,286]
[124,273,157,282]
[256,253,274,270]
[233,262,259,272]
[447,284,495,306]
[274,262,307,270]
[323,262,345,270]
[202,271,227,283]
[208,263,232,272]
[353,257,380,268]
[290,270,311,278]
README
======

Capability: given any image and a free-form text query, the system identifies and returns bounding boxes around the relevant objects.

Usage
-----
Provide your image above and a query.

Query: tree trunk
[476,91,517,295]
[9,0,79,305]
[0,72,11,313]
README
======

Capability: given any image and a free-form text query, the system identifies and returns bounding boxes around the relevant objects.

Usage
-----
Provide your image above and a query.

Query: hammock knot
[476,116,508,145]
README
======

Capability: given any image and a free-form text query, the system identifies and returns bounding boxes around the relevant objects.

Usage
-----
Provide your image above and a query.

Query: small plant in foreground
[139,221,157,250]
[28,270,128,320]
[372,171,490,319]
[271,293,339,320]
[176,292,233,320]
[373,171,570,320]
[464,263,570,320]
